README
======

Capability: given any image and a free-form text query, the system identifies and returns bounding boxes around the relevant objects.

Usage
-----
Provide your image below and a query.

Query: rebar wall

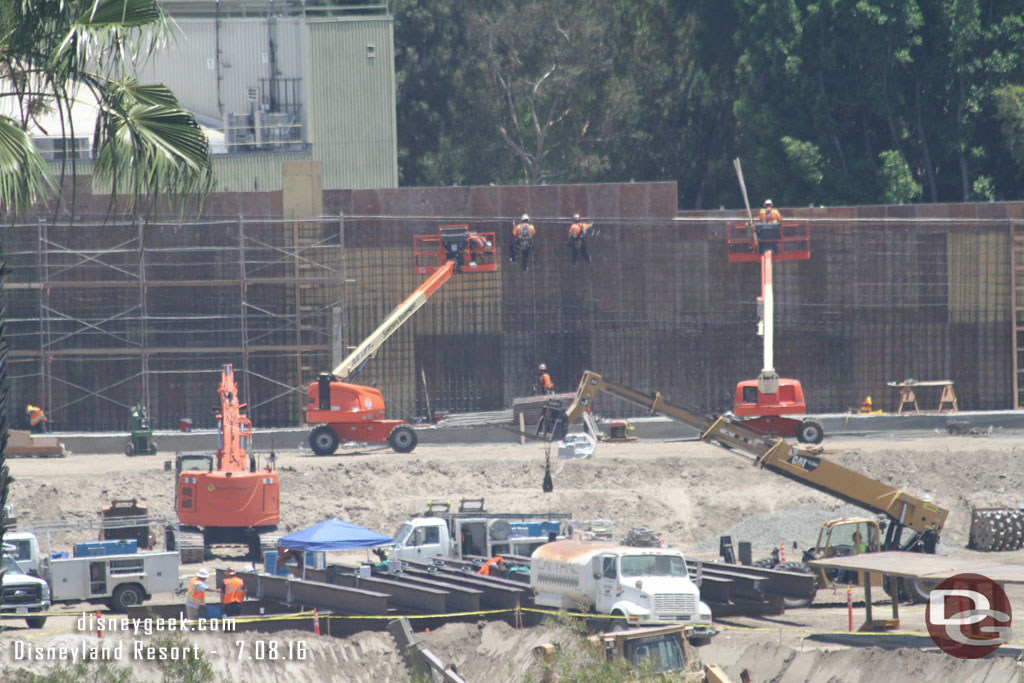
[0,208,1016,431]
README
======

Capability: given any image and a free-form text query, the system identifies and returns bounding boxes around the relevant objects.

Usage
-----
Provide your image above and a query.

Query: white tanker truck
[530,541,714,638]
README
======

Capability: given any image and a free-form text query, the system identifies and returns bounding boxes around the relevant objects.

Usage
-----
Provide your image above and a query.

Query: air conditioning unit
[224,112,254,153]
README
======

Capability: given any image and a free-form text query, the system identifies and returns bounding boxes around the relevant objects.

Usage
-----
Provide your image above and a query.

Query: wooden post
[519,412,526,445]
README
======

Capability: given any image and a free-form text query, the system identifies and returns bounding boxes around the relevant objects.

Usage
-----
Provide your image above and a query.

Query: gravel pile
[696,504,869,554]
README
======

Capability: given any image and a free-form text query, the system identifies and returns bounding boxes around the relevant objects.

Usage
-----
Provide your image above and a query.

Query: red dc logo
[926,573,1012,658]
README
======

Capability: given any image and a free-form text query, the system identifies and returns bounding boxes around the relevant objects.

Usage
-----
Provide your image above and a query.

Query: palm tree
[0,0,214,550]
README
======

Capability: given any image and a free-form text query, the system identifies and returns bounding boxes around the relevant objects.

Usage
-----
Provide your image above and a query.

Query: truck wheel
[309,426,340,455]
[125,442,135,457]
[903,577,938,604]
[25,616,47,629]
[774,562,818,607]
[111,583,145,612]
[388,425,418,454]
[796,418,825,444]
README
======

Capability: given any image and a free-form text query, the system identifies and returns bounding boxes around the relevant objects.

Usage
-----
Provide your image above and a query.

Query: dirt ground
[3,431,1024,681]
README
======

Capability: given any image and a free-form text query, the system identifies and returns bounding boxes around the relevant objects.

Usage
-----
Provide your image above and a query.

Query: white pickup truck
[4,533,180,613]
[1,552,51,629]
[531,541,714,639]
[391,499,575,565]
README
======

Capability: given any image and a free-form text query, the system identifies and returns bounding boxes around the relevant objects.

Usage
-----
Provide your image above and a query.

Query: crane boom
[331,260,456,380]
[540,371,946,544]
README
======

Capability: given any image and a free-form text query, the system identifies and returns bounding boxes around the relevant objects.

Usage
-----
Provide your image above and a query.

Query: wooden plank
[809,551,1024,583]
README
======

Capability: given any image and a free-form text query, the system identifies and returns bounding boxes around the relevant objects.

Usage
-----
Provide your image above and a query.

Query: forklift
[125,403,158,456]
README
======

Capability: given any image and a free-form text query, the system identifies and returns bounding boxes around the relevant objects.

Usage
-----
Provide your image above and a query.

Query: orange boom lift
[727,159,822,444]
[305,225,496,455]
[176,364,280,558]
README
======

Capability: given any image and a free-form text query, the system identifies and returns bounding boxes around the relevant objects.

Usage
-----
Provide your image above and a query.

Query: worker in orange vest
[477,556,505,576]
[568,214,592,264]
[535,364,554,396]
[510,214,536,271]
[759,199,782,223]
[220,567,246,617]
[25,404,47,433]
[467,231,493,267]
[185,567,212,620]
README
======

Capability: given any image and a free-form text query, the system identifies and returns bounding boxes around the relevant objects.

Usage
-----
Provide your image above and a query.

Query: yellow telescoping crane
[537,371,948,561]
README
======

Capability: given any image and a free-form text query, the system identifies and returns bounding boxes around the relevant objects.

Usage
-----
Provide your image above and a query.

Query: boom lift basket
[414,224,498,274]
[727,220,810,263]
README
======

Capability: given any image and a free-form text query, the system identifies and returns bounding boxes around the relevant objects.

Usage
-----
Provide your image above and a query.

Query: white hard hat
[538,363,547,371]
[196,568,210,579]
[521,214,530,221]
[764,199,772,206]
[573,213,581,221]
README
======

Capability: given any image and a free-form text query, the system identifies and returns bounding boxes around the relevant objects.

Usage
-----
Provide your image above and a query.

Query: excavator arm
[331,260,456,381]
[540,371,947,547]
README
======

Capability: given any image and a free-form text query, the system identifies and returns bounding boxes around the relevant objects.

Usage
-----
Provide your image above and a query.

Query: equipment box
[509,521,561,538]
[74,540,138,557]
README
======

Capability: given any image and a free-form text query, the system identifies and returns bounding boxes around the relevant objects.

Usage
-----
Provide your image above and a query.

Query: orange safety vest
[26,405,46,426]
[185,577,206,607]
[759,207,782,223]
[478,557,504,576]
[514,222,535,239]
[222,576,245,604]
[569,222,588,239]
[539,373,553,391]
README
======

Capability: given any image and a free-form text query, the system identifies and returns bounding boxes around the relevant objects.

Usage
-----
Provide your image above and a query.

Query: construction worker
[467,231,493,267]
[568,214,592,264]
[185,567,212,620]
[535,364,554,395]
[510,214,536,271]
[477,555,505,576]
[759,199,782,223]
[25,404,47,433]
[860,396,873,414]
[220,567,246,617]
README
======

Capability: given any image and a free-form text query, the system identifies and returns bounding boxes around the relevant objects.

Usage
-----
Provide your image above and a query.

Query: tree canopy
[394,0,1024,207]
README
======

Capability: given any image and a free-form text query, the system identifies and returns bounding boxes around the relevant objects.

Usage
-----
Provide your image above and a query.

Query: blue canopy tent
[277,519,393,578]
[279,518,393,551]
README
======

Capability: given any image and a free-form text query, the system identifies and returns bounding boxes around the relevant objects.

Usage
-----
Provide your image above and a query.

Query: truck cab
[5,532,41,575]
[532,541,713,637]
[1,551,51,628]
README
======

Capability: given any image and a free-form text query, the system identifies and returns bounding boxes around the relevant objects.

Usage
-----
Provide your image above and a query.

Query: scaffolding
[0,212,1015,432]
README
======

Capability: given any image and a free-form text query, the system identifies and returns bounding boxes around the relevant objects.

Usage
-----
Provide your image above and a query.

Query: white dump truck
[391,499,574,565]
[531,541,714,638]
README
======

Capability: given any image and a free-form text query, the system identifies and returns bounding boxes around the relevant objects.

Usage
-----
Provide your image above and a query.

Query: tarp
[277,518,393,552]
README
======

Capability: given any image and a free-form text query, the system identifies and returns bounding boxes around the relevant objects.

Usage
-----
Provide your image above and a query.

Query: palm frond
[0,115,55,209]
[92,78,213,208]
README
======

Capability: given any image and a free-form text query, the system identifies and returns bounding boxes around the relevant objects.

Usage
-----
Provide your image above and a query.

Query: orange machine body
[176,364,279,530]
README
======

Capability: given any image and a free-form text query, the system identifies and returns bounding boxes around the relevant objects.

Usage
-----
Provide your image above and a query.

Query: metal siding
[211,151,313,192]
[139,18,305,123]
[305,19,397,190]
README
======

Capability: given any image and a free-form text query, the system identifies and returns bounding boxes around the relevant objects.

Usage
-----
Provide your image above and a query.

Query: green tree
[993,84,1024,172]
[878,149,921,203]
[466,0,620,185]
[0,0,214,554]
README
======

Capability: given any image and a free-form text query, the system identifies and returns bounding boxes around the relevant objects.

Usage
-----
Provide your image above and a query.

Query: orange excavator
[176,364,280,558]
[305,225,497,455]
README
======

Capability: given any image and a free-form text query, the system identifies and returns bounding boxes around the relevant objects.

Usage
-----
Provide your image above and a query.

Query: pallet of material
[5,429,68,457]
[511,393,577,425]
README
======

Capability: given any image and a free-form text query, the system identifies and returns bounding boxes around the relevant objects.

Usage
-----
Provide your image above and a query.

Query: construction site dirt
[3,430,1024,681]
